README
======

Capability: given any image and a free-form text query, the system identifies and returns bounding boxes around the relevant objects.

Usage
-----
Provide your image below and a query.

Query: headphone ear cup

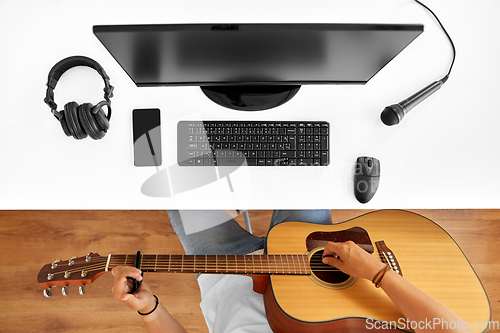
[64,101,87,140]
[79,103,105,140]
[94,107,110,132]
[58,111,72,137]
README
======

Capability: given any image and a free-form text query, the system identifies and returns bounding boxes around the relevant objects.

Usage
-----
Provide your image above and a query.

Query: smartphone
[132,108,162,167]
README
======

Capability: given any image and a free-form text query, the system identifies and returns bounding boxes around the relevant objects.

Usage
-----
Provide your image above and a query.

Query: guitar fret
[252,255,255,274]
[154,255,158,272]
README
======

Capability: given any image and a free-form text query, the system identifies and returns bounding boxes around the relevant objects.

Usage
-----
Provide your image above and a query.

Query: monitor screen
[93,24,423,87]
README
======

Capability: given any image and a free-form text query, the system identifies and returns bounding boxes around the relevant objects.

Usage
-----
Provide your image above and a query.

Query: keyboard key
[217,158,246,166]
[281,151,296,158]
[298,158,313,165]
[321,135,329,150]
[246,158,258,166]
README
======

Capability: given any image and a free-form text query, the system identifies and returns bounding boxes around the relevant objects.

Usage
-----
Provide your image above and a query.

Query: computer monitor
[93,24,423,111]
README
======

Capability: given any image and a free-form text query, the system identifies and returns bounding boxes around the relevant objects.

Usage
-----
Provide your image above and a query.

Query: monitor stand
[201,85,301,111]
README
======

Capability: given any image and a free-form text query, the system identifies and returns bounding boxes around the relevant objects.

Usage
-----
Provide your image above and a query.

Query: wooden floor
[0,210,499,333]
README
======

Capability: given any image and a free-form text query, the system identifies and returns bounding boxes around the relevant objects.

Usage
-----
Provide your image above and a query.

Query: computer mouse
[354,156,380,204]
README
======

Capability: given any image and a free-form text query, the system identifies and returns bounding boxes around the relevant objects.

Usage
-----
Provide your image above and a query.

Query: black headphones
[44,56,114,140]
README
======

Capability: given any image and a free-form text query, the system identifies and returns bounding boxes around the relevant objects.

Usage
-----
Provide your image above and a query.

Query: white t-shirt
[197,250,273,333]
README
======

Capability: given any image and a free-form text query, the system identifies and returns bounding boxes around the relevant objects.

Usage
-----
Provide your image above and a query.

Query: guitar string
[49,262,341,277]
[47,254,396,278]
[48,254,394,274]
[53,257,374,271]
[49,261,316,276]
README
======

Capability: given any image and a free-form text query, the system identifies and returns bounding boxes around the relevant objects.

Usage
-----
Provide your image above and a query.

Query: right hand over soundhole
[321,241,386,281]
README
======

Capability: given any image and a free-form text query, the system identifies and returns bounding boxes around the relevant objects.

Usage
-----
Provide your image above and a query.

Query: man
[112,210,472,333]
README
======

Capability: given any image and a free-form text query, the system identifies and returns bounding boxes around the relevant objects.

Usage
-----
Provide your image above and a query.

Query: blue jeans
[167,210,332,255]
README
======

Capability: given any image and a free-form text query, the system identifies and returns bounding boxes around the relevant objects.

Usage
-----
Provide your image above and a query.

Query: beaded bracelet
[372,264,391,288]
[138,295,159,316]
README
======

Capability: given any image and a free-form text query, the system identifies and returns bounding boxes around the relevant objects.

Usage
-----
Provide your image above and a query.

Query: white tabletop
[1,0,499,209]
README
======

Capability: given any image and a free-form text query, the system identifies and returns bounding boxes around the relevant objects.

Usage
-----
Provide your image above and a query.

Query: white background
[0,0,499,209]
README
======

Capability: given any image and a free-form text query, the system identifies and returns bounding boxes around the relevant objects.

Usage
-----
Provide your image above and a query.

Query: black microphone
[380,76,448,126]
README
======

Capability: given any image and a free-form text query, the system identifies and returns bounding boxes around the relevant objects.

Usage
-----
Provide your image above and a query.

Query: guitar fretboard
[107,254,312,275]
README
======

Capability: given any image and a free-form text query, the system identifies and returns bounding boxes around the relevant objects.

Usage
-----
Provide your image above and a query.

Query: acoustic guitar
[37,210,490,332]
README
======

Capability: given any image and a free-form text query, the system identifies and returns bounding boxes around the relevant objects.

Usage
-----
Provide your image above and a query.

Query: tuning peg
[68,256,77,266]
[62,286,69,296]
[79,285,86,295]
[85,252,94,262]
[43,287,53,298]
[51,259,61,269]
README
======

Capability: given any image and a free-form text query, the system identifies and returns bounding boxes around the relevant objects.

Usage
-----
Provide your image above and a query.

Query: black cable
[414,0,456,83]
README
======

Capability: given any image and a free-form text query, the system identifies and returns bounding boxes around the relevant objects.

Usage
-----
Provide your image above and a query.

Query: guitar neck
[106,254,312,275]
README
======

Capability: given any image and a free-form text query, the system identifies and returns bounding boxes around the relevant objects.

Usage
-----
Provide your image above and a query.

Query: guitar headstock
[37,252,108,298]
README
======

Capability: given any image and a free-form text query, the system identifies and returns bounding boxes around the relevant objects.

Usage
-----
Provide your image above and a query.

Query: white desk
[1,0,499,209]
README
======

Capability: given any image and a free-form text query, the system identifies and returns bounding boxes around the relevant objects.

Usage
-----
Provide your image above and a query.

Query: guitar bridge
[375,240,402,276]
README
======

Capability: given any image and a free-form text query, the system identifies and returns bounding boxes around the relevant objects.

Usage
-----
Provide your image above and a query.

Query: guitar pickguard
[305,226,374,253]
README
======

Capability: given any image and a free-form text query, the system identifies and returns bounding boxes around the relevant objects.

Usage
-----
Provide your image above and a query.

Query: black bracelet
[138,294,159,316]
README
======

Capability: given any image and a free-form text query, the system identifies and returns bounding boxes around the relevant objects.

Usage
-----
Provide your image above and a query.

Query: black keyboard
[177,121,329,166]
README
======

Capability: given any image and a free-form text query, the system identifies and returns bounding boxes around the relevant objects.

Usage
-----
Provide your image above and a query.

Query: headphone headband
[44,56,114,119]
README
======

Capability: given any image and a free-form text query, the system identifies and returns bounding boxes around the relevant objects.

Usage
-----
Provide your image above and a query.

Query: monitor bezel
[93,23,424,87]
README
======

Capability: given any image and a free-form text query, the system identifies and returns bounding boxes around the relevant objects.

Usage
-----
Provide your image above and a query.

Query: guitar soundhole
[310,250,350,284]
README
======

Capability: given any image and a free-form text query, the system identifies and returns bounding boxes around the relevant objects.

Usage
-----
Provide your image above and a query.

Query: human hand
[321,241,386,281]
[111,266,156,314]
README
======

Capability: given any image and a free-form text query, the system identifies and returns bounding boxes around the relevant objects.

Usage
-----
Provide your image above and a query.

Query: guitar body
[263,210,490,333]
